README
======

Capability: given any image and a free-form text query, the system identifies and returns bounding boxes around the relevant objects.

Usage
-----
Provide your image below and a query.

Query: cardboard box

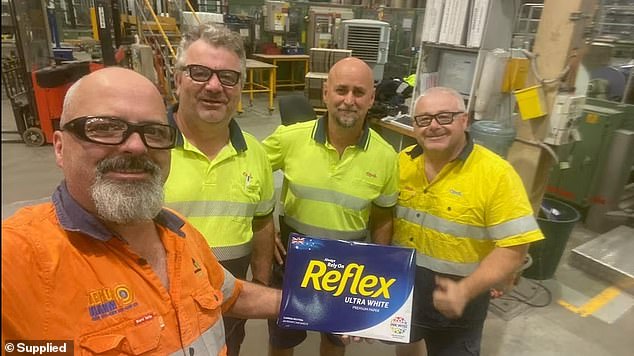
[309,48,352,73]
[278,234,415,343]
[305,71,328,109]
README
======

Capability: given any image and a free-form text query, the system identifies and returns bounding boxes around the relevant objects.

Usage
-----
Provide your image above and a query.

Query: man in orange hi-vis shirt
[1,67,281,355]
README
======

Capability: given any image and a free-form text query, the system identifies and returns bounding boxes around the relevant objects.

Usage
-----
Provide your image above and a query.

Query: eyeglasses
[413,112,465,127]
[61,116,177,149]
[183,64,241,87]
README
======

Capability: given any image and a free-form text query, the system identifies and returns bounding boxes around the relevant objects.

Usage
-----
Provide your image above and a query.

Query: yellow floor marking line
[558,286,622,317]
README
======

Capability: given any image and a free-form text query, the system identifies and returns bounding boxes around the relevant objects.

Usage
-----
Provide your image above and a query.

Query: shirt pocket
[191,284,223,331]
[397,188,418,205]
[440,193,480,226]
[231,175,262,199]
[394,189,421,245]
[78,311,161,355]
[230,179,262,223]
[342,177,382,217]
[351,177,383,202]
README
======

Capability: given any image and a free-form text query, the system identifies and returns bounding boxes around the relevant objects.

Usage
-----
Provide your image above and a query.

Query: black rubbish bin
[523,198,581,280]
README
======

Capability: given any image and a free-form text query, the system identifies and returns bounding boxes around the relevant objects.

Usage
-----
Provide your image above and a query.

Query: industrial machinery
[264,0,289,33]
[225,14,256,57]
[341,19,391,82]
[546,98,634,227]
[259,0,304,53]
[1,0,103,146]
[306,6,354,49]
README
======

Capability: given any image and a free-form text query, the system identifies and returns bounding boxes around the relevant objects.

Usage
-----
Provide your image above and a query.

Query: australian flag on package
[278,233,415,343]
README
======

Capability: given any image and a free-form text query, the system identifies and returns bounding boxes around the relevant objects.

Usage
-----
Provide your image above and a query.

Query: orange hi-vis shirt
[1,183,244,355]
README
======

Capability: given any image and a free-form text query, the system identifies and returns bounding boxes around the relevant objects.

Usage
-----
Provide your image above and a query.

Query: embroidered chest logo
[193,258,203,275]
[88,284,138,321]
[243,171,253,188]
[365,171,377,179]
[449,189,463,197]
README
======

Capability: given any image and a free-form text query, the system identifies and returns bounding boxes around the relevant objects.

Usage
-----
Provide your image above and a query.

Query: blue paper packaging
[278,234,415,343]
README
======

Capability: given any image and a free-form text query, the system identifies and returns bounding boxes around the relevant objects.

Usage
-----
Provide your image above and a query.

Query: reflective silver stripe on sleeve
[289,182,370,211]
[415,252,479,277]
[169,321,226,356]
[487,215,540,239]
[396,205,489,239]
[374,191,398,207]
[255,197,276,215]
[284,215,368,241]
[212,240,252,261]
[167,200,257,218]
[221,267,238,302]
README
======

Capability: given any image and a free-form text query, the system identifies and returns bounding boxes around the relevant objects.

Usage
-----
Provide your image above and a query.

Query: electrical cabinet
[544,94,587,146]
[264,1,289,32]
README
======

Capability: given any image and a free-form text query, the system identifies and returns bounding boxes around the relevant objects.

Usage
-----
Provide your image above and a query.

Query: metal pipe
[142,0,177,59]
[185,0,202,25]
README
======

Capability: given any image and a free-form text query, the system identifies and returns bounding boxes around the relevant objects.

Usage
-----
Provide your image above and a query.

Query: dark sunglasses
[184,64,241,87]
[413,112,465,127]
[61,116,177,149]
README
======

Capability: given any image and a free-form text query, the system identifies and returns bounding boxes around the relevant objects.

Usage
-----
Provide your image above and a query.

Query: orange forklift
[1,0,118,146]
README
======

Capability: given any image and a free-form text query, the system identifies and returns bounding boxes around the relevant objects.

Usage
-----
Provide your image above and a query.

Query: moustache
[198,94,227,103]
[96,155,161,176]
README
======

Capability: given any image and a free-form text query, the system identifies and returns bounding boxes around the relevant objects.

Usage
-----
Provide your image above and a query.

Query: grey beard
[91,156,164,224]
[335,112,358,129]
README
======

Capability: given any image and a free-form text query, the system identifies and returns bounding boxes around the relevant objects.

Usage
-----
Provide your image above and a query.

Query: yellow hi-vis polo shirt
[393,139,544,276]
[262,116,399,240]
[164,112,275,261]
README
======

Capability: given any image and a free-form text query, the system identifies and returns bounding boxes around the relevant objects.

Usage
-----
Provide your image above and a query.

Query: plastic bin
[513,84,547,120]
[523,198,581,280]
[470,120,516,158]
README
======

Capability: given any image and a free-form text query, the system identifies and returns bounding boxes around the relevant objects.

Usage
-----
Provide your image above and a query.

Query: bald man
[2,67,281,355]
[262,57,399,356]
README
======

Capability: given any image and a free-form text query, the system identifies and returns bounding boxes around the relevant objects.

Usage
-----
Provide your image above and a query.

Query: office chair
[278,94,317,126]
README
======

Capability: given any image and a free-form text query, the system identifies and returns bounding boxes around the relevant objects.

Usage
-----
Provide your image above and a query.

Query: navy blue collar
[53,182,186,241]
[407,133,474,160]
[312,114,371,150]
[168,103,248,152]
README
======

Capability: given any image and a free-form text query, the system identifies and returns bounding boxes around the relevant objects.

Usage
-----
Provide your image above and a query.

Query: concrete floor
[2,93,633,356]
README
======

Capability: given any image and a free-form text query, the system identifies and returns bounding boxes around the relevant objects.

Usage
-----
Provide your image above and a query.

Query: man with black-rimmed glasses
[1,67,281,354]
[163,24,276,356]
[392,87,544,356]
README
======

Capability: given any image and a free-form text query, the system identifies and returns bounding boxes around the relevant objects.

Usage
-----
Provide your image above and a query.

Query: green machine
[546,98,634,215]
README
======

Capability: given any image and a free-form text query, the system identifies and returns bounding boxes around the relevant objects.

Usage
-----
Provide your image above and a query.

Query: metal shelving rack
[593,0,634,60]
[594,0,634,42]
[512,1,634,58]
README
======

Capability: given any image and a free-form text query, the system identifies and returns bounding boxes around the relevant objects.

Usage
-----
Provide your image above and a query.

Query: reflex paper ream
[278,234,415,343]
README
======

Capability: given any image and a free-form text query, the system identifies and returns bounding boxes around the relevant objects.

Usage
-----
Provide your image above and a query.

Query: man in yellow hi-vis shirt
[262,57,399,356]
[163,25,276,356]
[393,87,544,356]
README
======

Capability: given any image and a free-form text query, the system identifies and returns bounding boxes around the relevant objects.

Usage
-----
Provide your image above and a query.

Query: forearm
[459,244,528,300]
[226,281,281,319]
[371,220,393,245]
[250,214,276,285]
[370,205,394,245]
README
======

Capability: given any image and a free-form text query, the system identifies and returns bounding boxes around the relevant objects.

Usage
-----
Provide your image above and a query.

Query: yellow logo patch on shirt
[88,284,138,321]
